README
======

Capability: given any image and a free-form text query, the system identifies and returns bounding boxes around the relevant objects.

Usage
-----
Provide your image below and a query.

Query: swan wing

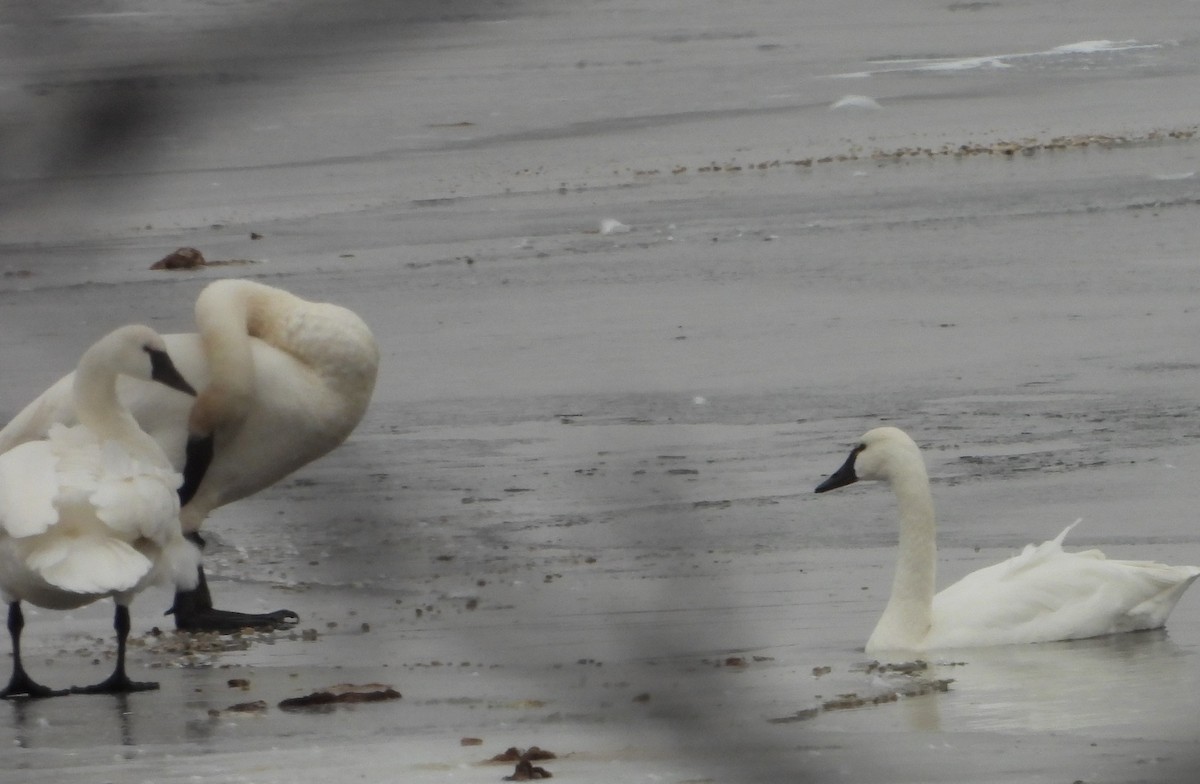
[0,440,62,538]
[88,441,182,542]
[0,374,76,453]
[931,526,1200,647]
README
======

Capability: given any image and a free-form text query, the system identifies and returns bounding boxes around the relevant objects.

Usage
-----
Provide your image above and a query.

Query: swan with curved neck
[815,427,1200,654]
[0,325,200,698]
[0,279,379,632]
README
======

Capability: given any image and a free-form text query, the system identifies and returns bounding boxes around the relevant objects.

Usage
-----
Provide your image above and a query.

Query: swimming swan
[0,325,201,698]
[0,279,379,632]
[814,426,1200,654]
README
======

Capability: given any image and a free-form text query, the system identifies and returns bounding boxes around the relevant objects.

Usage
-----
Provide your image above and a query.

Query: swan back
[178,279,379,527]
[927,524,1200,649]
[187,280,378,439]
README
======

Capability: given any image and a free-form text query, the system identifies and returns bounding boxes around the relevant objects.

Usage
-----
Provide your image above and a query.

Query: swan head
[91,325,198,397]
[815,426,923,492]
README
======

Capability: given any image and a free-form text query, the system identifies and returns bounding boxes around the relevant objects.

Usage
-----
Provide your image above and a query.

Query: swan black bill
[814,446,862,493]
[146,348,197,397]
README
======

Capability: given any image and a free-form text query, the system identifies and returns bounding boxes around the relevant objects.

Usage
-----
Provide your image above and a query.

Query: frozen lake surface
[3,1,1200,782]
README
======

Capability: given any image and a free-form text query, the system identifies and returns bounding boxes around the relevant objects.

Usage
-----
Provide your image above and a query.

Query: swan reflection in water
[894,630,1198,735]
[8,692,137,751]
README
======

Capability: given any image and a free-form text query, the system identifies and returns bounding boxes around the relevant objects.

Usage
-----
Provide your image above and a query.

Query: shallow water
[3,0,1200,782]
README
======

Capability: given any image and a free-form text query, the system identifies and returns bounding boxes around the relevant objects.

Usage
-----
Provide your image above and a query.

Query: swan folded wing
[91,475,180,540]
[23,535,152,594]
[0,374,77,454]
[933,548,1200,646]
[999,522,1090,568]
[45,423,107,486]
[0,441,61,538]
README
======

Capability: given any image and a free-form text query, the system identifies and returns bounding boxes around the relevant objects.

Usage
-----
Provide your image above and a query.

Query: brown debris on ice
[503,759,553,780]
[635,126,1200,180]
[208,700,269,718]
[150,247,206,270]
[488,748,557,781]
[488,746,557,764]
[769,660,957,722]
[277,682,401,711]
[150,246,259,271]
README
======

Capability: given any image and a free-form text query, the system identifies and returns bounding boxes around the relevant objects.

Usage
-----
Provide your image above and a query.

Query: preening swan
[0,279,379,632]
[815,427,1200,654]
[0,325,201,698]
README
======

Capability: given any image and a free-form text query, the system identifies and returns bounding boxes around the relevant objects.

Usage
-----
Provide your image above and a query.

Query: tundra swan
[0,325,200,698]
[0,279,379,632]
[814,426,1200,654]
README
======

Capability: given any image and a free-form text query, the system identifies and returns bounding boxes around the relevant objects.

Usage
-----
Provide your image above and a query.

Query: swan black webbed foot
[172,605,300,633]
[168,535,298,633]
[70,673,159,695]
[0,670,70,700]
[1,603,69,700]
[71,604,159,695]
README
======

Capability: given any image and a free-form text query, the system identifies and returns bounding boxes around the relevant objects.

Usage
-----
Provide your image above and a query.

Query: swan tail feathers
[1124,566,1200,630]
[154,533,202,591]
[24,536,152,594]
[0,441,62,538]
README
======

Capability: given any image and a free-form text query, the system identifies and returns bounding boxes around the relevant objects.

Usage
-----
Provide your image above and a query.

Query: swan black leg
[169,533,298,633]
[179,434,214,509]
[174,436,298,633]
[0,602,69,699]
[72,604,158,695]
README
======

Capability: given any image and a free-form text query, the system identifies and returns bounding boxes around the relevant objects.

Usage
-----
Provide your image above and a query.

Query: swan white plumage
[0,279,379,632]
[0,325,201,698]
[814,427,1200,654]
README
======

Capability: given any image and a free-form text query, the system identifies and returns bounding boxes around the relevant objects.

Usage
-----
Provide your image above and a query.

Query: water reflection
[932,630,1196,735]
[5,692,136,749]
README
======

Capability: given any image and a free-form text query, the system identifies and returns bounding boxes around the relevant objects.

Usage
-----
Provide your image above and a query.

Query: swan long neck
[189,282,260,435]
[876,453,938,646]
[73,350,162,461]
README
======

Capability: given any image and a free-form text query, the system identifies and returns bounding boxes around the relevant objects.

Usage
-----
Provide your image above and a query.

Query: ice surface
[2,0,1200,782]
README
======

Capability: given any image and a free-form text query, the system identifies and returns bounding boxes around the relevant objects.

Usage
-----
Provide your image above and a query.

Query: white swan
[814,426,1200,654]
[0,279,379,632]
[0,325,201,698]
